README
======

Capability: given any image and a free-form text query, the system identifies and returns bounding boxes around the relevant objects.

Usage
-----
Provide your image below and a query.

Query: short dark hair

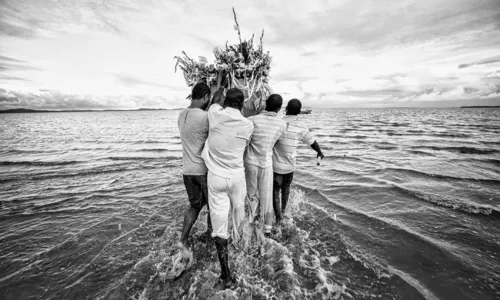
[265,94,283,112]
[191,82,210,100]
[224,88,244,110]
[286,98,302,115]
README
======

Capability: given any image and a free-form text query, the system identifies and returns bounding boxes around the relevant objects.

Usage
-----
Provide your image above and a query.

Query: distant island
[0,108,182,113]
[460,106,500,108]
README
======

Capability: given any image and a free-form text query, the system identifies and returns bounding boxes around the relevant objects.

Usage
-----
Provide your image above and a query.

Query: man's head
[265,94,283,113]
[191,82,211,102]
[224,88,245,110]
[286,98,302,115]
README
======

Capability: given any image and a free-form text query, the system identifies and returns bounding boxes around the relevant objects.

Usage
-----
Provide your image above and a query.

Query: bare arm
[206,87,224,111]
[310,141,324,159]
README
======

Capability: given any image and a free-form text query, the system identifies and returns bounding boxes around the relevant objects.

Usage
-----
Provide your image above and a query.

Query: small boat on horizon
[300,108,312,114]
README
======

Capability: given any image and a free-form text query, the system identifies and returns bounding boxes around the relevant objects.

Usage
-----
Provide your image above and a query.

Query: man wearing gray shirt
[176,82,212,262]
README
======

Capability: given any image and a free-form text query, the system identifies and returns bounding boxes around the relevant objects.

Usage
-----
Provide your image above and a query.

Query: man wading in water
[245,94,287,237]
[202,88,254,288]
[176,82,213,262]
[272,99,324,225]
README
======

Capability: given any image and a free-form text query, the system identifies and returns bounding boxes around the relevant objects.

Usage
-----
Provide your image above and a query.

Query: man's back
[177,108,209,175]
[273,116,314,174]
[245,111,287,168]
[202,104,254,178]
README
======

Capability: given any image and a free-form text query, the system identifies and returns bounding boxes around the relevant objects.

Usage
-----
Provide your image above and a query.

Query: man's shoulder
[242,116,254,127]
[190,108,208,119]
[277,117,287,127]
[179,108,208,127]
[286,117,305,127]
[178,107,189,117]
[253,112,283,123]
[284,119,308,134]
[209,103,223,112]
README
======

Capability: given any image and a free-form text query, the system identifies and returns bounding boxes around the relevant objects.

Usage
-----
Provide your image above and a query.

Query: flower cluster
[213,36,271,82]
[173,8,273,102]
[174,52,219,88]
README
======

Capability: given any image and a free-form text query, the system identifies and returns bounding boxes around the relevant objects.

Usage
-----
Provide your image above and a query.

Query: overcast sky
[1,0,499,109]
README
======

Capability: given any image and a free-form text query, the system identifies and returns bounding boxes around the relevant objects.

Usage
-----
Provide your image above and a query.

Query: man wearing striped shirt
[272,99,324,223]
[245,94,288,237]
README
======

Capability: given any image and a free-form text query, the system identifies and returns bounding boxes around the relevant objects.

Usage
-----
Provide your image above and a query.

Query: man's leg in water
[272,173,283,222]
[207,171,235,288]
[281,172,294,216]
[228,176,246,241]
[258,166,274,236]
[244,163,259,222]
[178,175,204,257]
[200,176,212,237]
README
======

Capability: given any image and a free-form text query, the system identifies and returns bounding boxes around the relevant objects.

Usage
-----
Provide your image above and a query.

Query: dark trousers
[272,172,294,222]
[183,174,208,210]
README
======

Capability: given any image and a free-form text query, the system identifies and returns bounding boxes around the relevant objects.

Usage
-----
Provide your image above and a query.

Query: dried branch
[260,29,264,49]
[232,7,242,45]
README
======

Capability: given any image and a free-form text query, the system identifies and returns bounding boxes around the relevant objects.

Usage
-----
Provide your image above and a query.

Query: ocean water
[0,108,499,300]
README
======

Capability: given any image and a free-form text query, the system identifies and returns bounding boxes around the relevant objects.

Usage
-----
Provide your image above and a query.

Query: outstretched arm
[206,73,228,110]
[206,87,224,110]
[310,141,324,159]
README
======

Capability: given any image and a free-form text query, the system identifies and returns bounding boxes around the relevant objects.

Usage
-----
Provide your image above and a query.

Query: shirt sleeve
[177,111,183,129]
[301,125,315,145]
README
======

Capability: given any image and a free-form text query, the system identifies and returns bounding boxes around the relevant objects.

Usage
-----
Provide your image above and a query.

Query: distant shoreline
[2,106,499,113]
[0,108,182,114]
[460,106,500,108]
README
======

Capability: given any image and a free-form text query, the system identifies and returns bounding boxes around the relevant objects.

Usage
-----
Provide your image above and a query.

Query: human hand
[316,154,324,166]
[212,87,224,105]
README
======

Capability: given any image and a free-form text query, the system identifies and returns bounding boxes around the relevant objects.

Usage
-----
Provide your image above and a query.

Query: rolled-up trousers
[208,171,246,239]
[245,163,273,233]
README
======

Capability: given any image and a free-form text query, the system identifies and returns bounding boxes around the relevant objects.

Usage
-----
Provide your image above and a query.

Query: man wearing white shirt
[202,88,254,288]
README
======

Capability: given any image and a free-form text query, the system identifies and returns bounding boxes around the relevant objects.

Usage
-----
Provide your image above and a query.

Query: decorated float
[174,8,273,117]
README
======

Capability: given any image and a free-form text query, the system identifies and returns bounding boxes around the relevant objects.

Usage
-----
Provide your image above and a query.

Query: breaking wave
[378,167,500,185]
[412,146,498,155]
[0,160,82,167]
[394,185,500,217]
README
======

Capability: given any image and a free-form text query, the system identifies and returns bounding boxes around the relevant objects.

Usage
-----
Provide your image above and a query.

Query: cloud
[0,0,500,108]
[262,0,500,50]
[112,74,169,89]
[0,55,24,63]
[458,55,500,68]
[0,75,31,81]
[0,18,39,39]
[0,55,41,71]
[0,89,182,110]
[337,89,407,98]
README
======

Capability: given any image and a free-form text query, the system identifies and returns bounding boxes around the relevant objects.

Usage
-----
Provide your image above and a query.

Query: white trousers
[208,171,246,239]
[245,163,273,233]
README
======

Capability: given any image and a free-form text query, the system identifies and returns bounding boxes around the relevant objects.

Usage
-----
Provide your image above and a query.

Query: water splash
[110,189,352,299]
